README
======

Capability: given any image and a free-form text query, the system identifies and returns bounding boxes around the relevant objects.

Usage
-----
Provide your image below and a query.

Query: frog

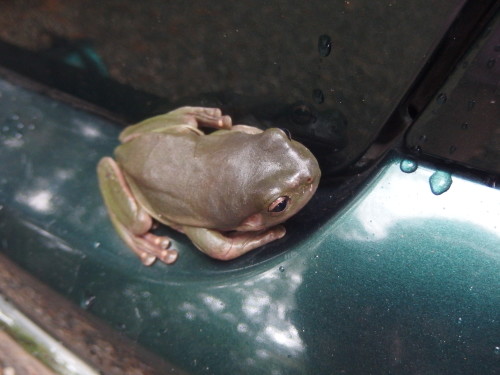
[97,106,321,266]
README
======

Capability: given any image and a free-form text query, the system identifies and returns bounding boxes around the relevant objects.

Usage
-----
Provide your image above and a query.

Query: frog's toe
[204,107,221,117]
[192,107,232,129]
[159,249,178,264]
[138,233,178,265]
[143,233,170,249]
[139,252,157,266]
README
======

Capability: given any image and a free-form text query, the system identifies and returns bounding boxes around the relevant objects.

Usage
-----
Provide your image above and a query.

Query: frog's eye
[268,196,290,213]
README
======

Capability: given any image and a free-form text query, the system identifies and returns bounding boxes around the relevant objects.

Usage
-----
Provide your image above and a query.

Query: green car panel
[0,77,498,374]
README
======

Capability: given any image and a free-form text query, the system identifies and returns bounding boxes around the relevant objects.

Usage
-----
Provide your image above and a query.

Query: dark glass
[407,13,500,174]
[0,0,466,174]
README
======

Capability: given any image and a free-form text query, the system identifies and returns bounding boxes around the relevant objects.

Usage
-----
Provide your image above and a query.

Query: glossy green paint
[0,78,499,374]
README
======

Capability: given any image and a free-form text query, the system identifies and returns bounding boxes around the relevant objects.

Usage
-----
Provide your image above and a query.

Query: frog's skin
[97,107,320,266]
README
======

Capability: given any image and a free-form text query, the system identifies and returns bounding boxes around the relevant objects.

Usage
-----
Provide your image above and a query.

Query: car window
[406,13,500,175]
[0,0,466,175]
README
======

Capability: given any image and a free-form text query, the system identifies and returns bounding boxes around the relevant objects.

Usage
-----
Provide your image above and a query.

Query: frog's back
[115,132,199,194]
[114,131,260,229]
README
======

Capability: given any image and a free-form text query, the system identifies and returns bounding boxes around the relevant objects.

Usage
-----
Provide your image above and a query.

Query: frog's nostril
[306,177,313,184]
[278,128,292,140]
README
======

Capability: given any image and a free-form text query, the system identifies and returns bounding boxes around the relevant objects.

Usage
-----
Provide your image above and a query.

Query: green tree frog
[97,107,320,265]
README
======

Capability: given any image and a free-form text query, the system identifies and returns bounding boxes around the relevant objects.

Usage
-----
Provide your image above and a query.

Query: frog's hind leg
[97,157,178,265]
[119,107,232,142]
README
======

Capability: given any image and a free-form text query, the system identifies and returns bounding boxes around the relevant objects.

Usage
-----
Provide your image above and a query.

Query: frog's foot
[127,232,178,266]
[181,107,233,130]
[184,225,286,261]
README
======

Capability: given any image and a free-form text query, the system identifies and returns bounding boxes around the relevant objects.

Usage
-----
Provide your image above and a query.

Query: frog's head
[235,128,321,231]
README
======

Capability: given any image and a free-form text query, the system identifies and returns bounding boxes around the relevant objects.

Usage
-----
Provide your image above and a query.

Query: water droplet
[494,346,500,355]
[436,93,447,105]
[400,159,418,173]
[486,58,495,69]
[429,171,453,195]
[467,100,475,111]
[419,134,428,143]
[81,293,96,310]
[461,122,469,130]
[457,317,462,324]
[93,241,101,248]
[279,266,285,272]
[312,88,325,104]
[449,145,457,154]
[318,34,332,57]
[291,104,316,125]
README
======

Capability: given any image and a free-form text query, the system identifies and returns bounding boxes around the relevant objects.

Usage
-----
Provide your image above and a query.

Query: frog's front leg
[183,226,286,261]
[97,157,178,265]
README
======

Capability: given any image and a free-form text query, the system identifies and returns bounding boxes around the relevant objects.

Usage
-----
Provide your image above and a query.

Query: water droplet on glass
[279,266,285,272]
[436,93,447,105]
[291,104,316,125]
[457,317,462,324]
[449,145,457,154]
[93,241,101,248]
[486,58,495,69]
[494,346,500,355]
[400,159,418,173]
[429,171,453,195]
[467,100,475,111]
[81,293,96,310]
[461,122,469,130]
[318,34,332,57]
[312,88,325,104]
